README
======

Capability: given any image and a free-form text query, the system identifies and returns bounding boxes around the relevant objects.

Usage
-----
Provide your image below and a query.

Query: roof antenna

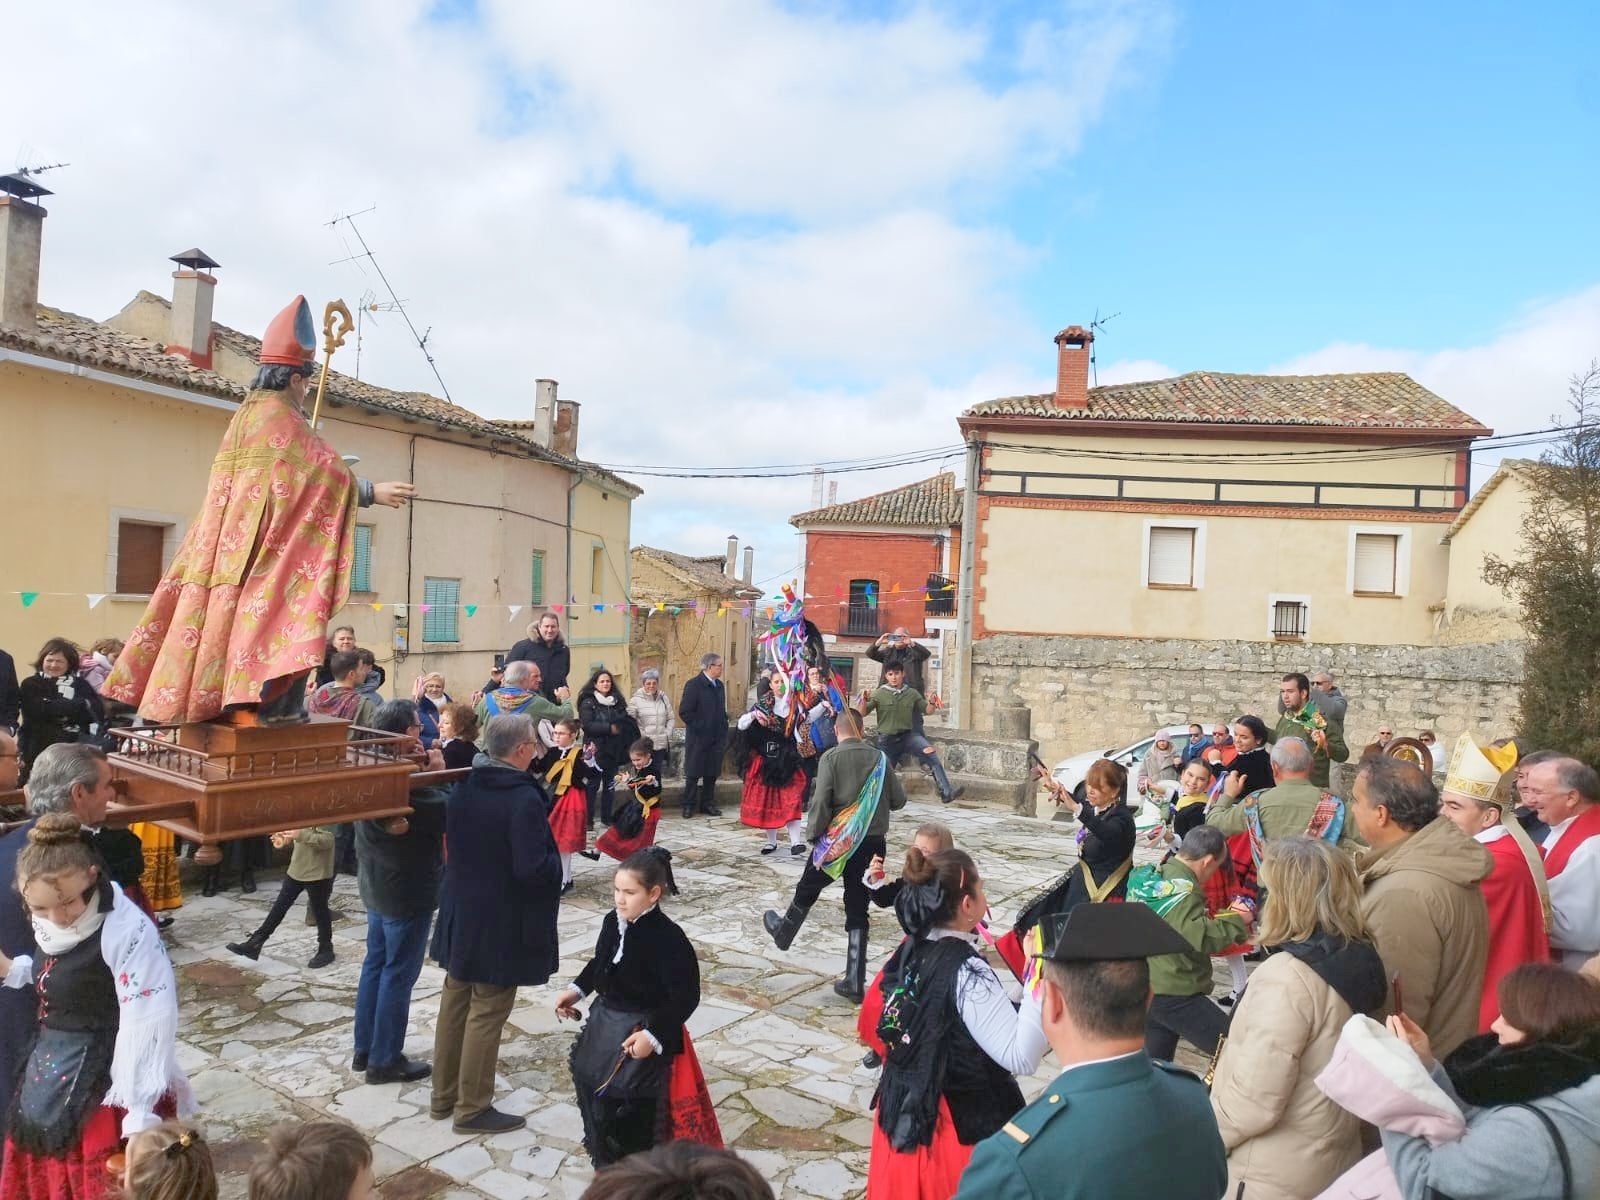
[1088,308,1120,388]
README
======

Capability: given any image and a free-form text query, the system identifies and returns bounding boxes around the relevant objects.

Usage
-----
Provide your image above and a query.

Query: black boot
[763,903,810,951]
[226,933,265,960]
[929,757,964,804]
[307,941,335,969]
[833,928,869,1003]
[202,868,220,898]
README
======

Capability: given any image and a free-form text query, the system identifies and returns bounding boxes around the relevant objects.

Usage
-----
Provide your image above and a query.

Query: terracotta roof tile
[632,546,763,600]
[0,306,243,401]
[963,371,1489,432]
[791,472,963,529]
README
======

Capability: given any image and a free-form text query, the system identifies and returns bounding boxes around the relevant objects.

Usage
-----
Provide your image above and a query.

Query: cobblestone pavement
[166,796,1211,1198]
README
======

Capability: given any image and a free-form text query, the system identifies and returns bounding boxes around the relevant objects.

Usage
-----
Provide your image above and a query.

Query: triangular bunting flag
[654,602,665,613]
[417,604,432,614]
[85,594,106,610]
[891,581,901,594]
[20,592,39,608]
[369,602,384,612]
[670,606,682,615]
[464,605,478,617]
[507,604,524,621]
[593,603,605,613]
[552,604,565,614]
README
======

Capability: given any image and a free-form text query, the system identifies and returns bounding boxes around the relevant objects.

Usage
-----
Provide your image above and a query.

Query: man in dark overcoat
[429,713,563,1134]
[677,652,728,819]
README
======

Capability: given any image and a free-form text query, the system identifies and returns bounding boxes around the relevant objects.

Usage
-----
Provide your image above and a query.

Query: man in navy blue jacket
[677,652,728,819]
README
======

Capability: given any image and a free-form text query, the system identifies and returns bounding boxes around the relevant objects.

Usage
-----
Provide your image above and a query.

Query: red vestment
[103,389,358,724]
[1477,832,1549,1032]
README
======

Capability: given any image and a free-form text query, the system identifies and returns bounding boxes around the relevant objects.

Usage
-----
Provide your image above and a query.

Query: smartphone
[493,653,505,670]
[1390,972,1404,1017]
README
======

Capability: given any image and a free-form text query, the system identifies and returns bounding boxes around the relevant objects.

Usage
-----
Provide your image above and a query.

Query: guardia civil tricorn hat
[1040,900,1192,964]
[259,295,317,365]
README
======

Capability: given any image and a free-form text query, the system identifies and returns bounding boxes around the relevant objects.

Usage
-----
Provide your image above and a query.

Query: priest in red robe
[1437,734,1549,1031]
[1521,755,1600,969]
[105,296,412,725]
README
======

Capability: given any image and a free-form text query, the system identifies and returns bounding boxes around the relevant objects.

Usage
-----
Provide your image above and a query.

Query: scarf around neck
[34,897,109,956]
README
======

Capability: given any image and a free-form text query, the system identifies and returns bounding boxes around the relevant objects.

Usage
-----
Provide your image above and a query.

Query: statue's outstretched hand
[373,482,416,508]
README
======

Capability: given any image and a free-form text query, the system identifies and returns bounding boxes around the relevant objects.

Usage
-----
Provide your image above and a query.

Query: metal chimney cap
[0,172,52,201]
[169,248,221,271]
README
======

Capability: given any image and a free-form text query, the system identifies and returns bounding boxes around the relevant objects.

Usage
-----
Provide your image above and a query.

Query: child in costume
[592,739,663,862]
[545,718,601,895]
[120,1122,216,1200]
[225,825,337,969]
[736,693,807,856]
[0,813,193,1200]
[556,848,721,1168]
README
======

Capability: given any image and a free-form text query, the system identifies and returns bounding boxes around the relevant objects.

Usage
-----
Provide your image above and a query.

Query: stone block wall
[971,635,1525,788]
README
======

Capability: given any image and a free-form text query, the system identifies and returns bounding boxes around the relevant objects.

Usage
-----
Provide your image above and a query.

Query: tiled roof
[963,371,1489,432]
[632,546,762,600]
[791,472,963,529]
[1444,458,1539,541]
[0,306,244,402]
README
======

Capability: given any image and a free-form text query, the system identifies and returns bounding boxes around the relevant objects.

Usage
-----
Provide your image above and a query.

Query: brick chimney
[1053,324,1093,410]
[533,378,558,448]
[166,248,220,368]
[552,398,581,457]
[0,193,46,331]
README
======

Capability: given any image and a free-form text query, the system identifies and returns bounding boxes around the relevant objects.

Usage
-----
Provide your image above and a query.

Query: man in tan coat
[1351,758,1492,1060]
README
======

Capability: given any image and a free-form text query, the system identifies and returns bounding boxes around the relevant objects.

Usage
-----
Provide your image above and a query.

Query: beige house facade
[629,542,760,717]
[0,192,638,699]
[1439,459,1533,644]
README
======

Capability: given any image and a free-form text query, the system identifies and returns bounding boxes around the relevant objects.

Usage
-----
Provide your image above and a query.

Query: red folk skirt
[665,1029,722,1149]
[866,1098,972,1200]
[597,810,660,862]
[858,962,890,1057]
[1,1091,176,1200]
[738,762,805,831]
[1203,849,1251,958]
[549,786,589,855]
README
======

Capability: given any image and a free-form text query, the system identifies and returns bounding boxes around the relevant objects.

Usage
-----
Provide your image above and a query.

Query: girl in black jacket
[556,848,722,1167]
[18,638,105,779]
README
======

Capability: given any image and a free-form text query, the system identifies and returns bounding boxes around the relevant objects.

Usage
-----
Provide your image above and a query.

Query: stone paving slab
[162,799,1218,1198]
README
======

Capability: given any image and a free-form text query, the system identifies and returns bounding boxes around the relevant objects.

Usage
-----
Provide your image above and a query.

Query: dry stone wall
[971,635,1525,778]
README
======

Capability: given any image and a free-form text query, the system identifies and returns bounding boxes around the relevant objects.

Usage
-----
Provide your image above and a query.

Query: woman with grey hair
[628,669,674,784]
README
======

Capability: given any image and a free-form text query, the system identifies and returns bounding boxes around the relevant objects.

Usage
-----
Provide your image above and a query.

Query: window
[115,521,167,595]
[351,525,374,593]
[591,545,605,599]
[530,550,546,606]
[845,579,879,637]
[1269,596,1310,641]
[1147,526,1196,588]
[422,578,460,643]
[1352,533,1400,595]
[829,656,856,691]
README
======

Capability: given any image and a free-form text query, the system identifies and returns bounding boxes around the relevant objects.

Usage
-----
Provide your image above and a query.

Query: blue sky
[12,0,1600,579]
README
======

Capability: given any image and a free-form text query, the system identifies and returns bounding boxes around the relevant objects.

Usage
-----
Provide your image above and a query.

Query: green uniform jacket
[861,686,926,736]
[1147,860,1249,998]
[804,739,908,843]
[1267,704,1348,789]
[955,1052,1228,1200]
[1209,778,1364,852]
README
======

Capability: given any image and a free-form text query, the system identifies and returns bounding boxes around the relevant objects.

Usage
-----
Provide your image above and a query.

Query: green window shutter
[352,525,373,593]
[531,551,546,606]
[422,578,460,643]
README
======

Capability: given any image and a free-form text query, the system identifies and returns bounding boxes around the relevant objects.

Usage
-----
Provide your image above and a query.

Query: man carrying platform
[104,296,413,725]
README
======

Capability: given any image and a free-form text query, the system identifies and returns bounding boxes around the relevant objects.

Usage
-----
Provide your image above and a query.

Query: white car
[1050,725,1200,826]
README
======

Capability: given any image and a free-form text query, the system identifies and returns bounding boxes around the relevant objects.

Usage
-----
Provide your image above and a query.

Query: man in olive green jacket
[1269,672,1348,789]
[1135,825,1251,1060]
[1211,737,1364,853]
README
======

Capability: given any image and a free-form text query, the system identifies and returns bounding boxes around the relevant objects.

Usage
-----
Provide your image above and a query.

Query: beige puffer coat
[1358,816,1492,1060]
[1210,952,1367,1200]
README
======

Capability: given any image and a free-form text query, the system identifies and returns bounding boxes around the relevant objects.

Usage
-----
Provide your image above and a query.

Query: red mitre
[260,295,317,365]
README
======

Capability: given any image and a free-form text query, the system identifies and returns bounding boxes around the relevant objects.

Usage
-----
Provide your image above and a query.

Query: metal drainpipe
[565,471,582,624]
[401,434,417,664]
[953,434,981,729]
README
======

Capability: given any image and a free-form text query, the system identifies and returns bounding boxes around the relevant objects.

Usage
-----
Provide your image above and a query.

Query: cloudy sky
[10,1,1598,595]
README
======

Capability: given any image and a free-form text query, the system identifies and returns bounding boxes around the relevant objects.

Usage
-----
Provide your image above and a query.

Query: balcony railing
[840,603,883,637]
[925,573,956,617]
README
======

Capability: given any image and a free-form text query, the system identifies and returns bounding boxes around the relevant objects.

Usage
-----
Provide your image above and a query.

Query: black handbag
[611,796,646,839]
[571,1000,667,1102]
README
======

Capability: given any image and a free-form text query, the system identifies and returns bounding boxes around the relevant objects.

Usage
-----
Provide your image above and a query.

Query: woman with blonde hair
[1209,836,1387,1199]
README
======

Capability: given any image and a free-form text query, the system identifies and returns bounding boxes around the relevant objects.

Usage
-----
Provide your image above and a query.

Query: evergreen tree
[1484,363,1600,765]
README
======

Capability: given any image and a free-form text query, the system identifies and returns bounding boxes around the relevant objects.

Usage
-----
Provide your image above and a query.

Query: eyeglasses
[1378,731,1392,737]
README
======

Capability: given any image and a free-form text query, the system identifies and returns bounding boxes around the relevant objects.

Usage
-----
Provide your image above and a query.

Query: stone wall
[971,635,1525,782]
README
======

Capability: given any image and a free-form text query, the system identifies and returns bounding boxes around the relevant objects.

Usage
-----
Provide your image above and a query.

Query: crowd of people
[4,618,1600,1200]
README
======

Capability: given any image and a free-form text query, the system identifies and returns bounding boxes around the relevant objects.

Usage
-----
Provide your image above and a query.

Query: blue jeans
[353,910,432,1068]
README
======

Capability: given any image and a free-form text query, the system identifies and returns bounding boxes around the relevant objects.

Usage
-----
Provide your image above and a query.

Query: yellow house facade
[0,202,638,698]
[1439,459,1534,644]
[629,542,761,717]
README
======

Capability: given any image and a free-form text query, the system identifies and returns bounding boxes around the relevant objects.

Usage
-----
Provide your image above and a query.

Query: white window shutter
[1148,527,1195,587]
[1353,534,1398,594]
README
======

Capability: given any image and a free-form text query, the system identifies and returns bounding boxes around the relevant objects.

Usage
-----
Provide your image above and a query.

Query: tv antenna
[1088,308,1120,387]
[352,288,406,381]
[326,207,453,401]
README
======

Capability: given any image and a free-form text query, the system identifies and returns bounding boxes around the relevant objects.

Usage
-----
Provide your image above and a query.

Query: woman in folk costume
[867,848,1048,1199]
[556,848,720,1168]
[994,758,1137,979]
[0,814,194,1200]
[736,687,808,857]
[1435,735,1552,1032]
[546,718,602,894]
[788,664,841,798]
[592,739,664,863]
[102,296,412,726]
